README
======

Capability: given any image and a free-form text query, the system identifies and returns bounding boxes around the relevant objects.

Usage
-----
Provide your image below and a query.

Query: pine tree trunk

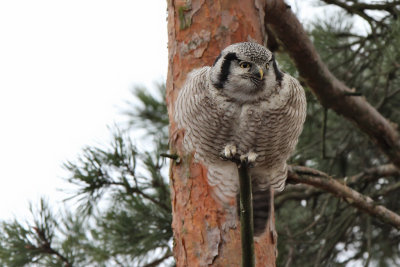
[166,0,276,266]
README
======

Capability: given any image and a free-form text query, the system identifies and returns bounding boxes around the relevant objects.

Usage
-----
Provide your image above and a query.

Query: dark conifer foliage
[274,3,400,266]
[0,84,173,266]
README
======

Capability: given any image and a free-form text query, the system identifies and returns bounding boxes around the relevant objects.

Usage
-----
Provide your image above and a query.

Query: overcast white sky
[0,0,367,222]
[0,0,168,220]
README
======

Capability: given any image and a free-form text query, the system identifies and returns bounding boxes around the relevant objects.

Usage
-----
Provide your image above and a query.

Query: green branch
[237,162,255,267]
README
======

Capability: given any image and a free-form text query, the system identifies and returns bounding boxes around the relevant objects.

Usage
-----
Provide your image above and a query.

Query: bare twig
[284,227,294,267]
[374,181,400,198]
[364,216,372,267]
[347,164,400,184]
[292,197,330,238]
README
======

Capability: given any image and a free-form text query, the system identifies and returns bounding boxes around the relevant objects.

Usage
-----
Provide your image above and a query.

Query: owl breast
[175,67,306,195]
[237,97,304,168]
[175,67,235,164]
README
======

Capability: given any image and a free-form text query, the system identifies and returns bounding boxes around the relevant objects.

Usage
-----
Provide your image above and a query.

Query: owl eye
[240,62,251,69]
[266,63,270,69]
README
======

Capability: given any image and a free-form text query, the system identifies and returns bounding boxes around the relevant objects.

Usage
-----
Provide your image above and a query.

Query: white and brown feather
[174,42,306,234]
[175,69,305,195]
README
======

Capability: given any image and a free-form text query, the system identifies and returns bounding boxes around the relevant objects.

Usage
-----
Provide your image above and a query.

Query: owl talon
[240,152,258,167]
[221,144,237,160]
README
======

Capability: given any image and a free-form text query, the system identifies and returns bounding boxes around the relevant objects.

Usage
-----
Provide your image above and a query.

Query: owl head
[210,42,283,102]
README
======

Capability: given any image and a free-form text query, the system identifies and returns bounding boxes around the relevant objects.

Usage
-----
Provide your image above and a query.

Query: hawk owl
[174,42,306,235]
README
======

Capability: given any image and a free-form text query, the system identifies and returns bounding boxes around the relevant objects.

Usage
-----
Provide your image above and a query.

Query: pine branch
[265,0,400,169]
[278,163,400,208]
[320,0,379,23]
[0,199,74,266]
[106,181,170,211]
[321,0,400,17]
[31,227,71,267]
[124,84,168,139]
[373,181,400,198]
[64,131,171,214]
[142,250,173,267]
[347,164,400,184]
[287,165,400,229]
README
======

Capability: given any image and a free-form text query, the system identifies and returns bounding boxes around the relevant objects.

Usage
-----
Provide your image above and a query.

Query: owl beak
[251,67,264,81]
[258,68,264,80]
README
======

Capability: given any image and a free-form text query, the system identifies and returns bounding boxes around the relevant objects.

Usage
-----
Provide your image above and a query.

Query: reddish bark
[166,0,276,266]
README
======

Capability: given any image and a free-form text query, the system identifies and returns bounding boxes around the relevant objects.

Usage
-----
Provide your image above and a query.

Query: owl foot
[220,144,238,161]
[240,152,258,167]
[224,144,237,158]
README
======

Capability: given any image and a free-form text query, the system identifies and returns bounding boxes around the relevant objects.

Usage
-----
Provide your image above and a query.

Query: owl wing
[253,73,307,191]
[250,74,306,234]
[175,67,225,161]
[174,67,240,203]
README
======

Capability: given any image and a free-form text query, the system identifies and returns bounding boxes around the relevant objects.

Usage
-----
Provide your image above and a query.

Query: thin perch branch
[237,162,255,267]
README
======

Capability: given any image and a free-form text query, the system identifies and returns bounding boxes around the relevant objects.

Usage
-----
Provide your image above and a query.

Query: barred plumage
[174,42,306,235]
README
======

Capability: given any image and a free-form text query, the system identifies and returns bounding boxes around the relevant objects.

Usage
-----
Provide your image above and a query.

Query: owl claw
[221,144,237,160]
[220,147,258,167]
[240,152,258,167]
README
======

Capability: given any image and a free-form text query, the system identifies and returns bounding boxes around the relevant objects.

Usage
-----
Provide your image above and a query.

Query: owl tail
[252,186,272,236]
[237,186,271,236]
